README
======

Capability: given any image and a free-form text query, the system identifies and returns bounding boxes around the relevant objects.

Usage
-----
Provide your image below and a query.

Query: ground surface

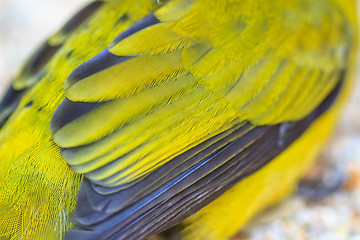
[0,1,359,239]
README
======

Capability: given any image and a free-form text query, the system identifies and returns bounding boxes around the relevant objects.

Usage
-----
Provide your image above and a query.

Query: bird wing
[48,0,354,239]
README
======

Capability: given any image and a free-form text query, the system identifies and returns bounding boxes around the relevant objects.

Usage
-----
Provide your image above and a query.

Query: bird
[0,0,358,239]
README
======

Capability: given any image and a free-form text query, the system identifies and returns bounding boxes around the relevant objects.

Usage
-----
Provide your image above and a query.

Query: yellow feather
[0,0,357,239]
[184,60,356,240]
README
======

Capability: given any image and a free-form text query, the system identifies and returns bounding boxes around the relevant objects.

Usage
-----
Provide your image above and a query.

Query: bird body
[0,0,357,239]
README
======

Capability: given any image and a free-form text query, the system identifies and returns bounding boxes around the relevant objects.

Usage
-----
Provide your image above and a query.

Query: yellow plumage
[184,69,354,239]
[0,0,357,239]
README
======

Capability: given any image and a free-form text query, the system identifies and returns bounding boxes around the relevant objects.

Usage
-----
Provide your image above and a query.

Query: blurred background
[0,1,360,240]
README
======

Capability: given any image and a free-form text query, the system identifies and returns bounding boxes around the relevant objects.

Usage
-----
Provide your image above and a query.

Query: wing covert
[48,1,355,239]
[51,0,354,187]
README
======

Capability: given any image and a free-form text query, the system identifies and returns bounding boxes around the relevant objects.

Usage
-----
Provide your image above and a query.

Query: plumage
[0,0,357,240]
